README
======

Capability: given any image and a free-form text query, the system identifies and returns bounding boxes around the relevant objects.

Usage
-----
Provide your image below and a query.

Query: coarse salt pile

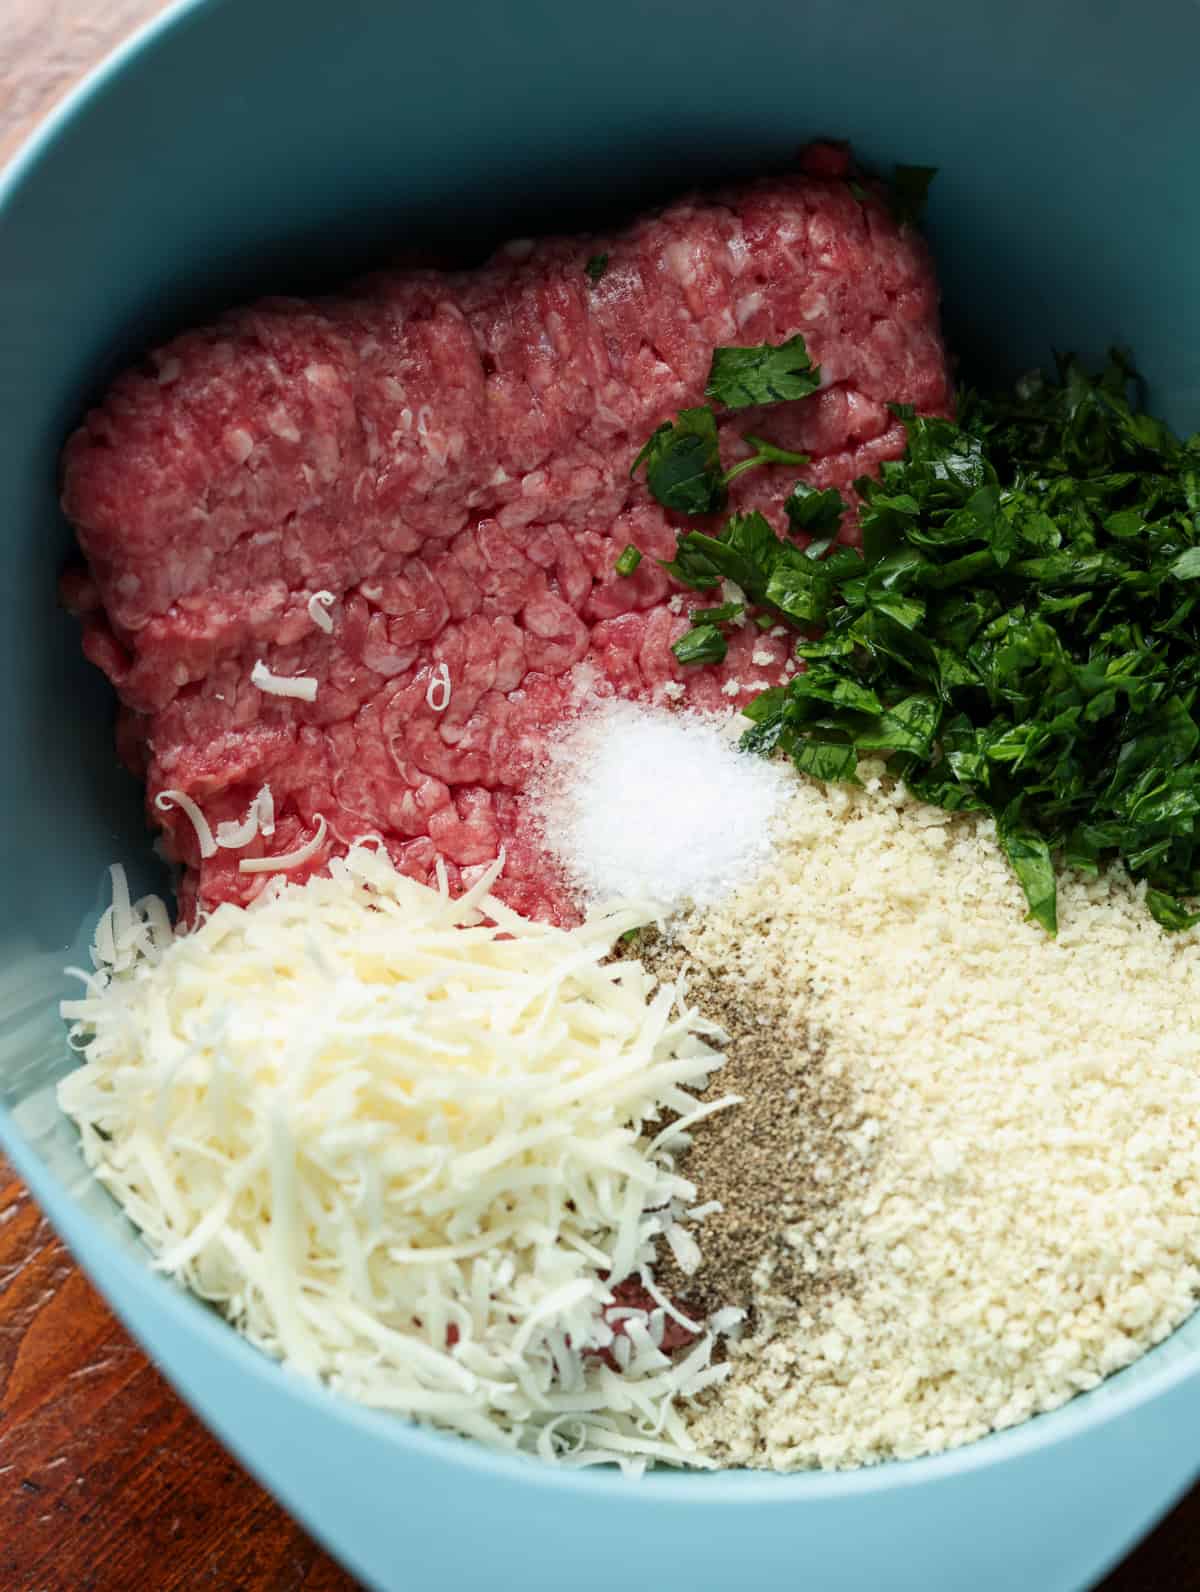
[534,699,791,915]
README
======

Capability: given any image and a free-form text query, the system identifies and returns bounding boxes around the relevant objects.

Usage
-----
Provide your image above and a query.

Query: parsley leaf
[672,623,727,666]
[1146,890,1200,931]
[633,336,826,513]
[671,597,750,668]
[585,253,608,283]
[635,421,811,512]
[722,435,811,485]
[631,407,726,515]
[1171,547,1200,580]
[791,739,862,783]
[658,537,722,590]
[742,435,809,465]
[705,335,822,409]
[682,512,783,603]
[786,482,848,534]
[689,601,745,625]
[998,826,1058,934]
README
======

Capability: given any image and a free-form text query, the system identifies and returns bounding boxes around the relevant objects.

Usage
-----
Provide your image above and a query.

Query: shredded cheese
[215,784,276,849]
[426,662,452,713]
[61,864,174,996]
[251,659,319,702]
[154,790,217,858]
[58,845,734,1470]
[238,814,328,875]
[664,1223,703,1277]
[307,591,336,633]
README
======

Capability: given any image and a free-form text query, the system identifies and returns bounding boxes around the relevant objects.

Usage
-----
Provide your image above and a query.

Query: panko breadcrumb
[678,762,1200,1469]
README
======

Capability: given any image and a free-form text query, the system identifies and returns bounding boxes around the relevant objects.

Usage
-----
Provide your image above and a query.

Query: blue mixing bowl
[3,2,1199,1587]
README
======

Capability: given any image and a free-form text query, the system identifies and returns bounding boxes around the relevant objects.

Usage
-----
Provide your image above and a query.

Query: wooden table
[1,6,1197,1589]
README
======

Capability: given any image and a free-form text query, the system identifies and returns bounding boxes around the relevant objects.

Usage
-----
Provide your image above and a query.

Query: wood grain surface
[0,5,1196,1590]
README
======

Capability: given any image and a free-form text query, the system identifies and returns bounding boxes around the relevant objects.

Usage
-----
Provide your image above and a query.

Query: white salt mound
[536,700,790,914]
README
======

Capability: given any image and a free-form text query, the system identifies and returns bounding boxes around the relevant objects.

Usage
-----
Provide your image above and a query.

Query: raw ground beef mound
[61,145,951,923]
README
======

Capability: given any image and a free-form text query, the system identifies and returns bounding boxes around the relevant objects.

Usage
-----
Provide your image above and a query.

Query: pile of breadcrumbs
[674,760,1200,1469]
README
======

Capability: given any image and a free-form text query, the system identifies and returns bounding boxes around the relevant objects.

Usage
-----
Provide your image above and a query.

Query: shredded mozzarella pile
[58,846,737,1470]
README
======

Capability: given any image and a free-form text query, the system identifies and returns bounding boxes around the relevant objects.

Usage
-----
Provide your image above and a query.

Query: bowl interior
[3,0,1200,1586]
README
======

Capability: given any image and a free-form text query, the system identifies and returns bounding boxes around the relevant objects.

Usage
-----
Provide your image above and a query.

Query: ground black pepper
[639,929,870,1325]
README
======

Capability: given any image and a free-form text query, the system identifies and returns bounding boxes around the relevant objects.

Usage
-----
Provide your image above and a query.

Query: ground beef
[61,145,951,923]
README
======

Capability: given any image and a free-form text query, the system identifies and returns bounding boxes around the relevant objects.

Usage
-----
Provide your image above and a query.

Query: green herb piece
[632,334,825,510]
[786,482,848,534]
[891,164,937,227]
[764,549,837,625]
[855,694,941,758]
[676,512,782,602]
[723,443,808,487]
[672,623,728,666]
[742,435,810,466]
[699,349,1200,932]
[998,827,1058,934]
[1170,547,1200,580]
[723,435,811,485]
[705,334,822,410]
[633,415,811,508]
[585,253,609,283]
[658,538,720,590]
[631,407,726,515]
[1146,890,1200,931]
[689,601,745,625]
[614,544,642,577]
[845,178,868,203]
[790,739,862,783]
[671,596,750,668]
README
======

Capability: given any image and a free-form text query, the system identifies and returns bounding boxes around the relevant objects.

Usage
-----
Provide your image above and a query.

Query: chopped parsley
[631,408,726,515]
[661,511,788,604]
[786,482,848,534]
[632,413,811,516]
[723,436,810,485]
[689,601,745,625]
[632,338,824,514]
[672,601,748,669]
[672,622,729,666]
[705,334,821,409]
[614,544,642,577]
[585,253,608,283]
[661,351,1200,933]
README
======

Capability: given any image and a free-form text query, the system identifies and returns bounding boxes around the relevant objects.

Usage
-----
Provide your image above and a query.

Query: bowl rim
[1,0,1198,1504]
